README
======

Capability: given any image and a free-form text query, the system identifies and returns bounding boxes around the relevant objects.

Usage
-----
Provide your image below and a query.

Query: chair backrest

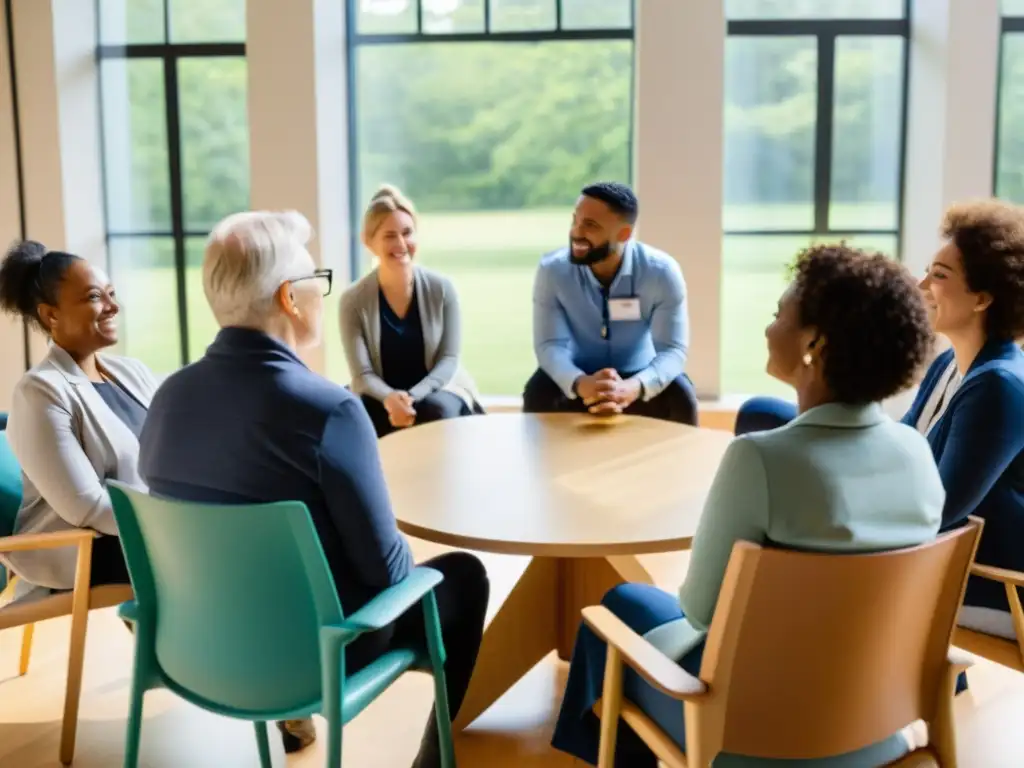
[698,519,982,761]
[0,432,22,539]
[108,482,345,716]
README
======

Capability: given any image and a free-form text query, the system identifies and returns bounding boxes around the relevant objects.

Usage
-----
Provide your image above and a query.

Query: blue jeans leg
[551,583,703,767]
[734,396,797,436]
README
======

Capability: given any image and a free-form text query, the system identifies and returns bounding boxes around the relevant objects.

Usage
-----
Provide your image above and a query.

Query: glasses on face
[288,268,333,297]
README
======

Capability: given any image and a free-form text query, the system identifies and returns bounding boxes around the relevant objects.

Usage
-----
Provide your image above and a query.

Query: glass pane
[829,37,903,231]
[358,0,418,34]
[177,58,250,232]
[721,233,897,395]
[353,40,633,394]
[726,0,905,20]
[100,59,172,233]
[98,0,166,45]
[489,0,556,32]
[424,0,485,33]
[724,37,817,232]
[169,0,245,42]
[108,237,182,373]
[561,0,632,29]
[1005,0,1024,16]
[996,35,1024,203]
[186,236,218,361]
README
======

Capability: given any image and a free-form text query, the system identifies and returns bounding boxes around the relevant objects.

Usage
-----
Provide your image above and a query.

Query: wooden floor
[2,538,1024,767]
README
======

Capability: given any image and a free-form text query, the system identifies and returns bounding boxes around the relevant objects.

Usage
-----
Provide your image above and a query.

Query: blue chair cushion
[0,433,22,539]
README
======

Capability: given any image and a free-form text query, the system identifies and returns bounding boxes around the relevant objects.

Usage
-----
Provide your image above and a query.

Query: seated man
[138,211,488,768]
[523,181,698,425]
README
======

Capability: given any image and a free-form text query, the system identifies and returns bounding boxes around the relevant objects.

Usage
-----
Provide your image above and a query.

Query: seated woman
[908,201,1024,640]
[552,244,943,767]
[340,185,482,438]
[0,241,159,594]
[736,201,1024,643]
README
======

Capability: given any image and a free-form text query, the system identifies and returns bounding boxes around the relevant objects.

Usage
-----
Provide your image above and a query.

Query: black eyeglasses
[288,268,333,297]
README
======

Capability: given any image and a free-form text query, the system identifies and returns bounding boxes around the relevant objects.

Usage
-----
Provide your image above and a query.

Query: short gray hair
[203,210,314,327]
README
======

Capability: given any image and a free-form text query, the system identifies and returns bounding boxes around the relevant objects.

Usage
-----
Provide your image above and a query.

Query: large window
[722,0,909,395]
[996,2,1024,204]
[336,0,634,393]
[97,0,247,373]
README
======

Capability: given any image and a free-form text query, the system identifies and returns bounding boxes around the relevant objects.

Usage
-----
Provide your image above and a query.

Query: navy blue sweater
[138,328,413,615]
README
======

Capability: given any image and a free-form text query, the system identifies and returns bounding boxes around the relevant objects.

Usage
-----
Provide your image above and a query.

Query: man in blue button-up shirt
[523,182,697,424]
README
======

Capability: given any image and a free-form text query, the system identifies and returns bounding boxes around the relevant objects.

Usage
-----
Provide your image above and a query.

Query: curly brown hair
[942,199,1024,341]
[790,244,933,404]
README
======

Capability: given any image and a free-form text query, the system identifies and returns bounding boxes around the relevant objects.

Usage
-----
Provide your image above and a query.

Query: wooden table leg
[556,556,654,661]
[453,557,561,730]
[454,553,655,730]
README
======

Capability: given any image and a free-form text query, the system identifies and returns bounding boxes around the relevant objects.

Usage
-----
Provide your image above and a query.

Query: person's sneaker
[277,718,317,753]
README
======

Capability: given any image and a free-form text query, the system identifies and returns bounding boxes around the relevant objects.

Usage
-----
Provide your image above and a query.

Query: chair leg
[930,662,963,768]
[422,592,455,768]
[326,713,343,768]
[18,623,34,676]
[254,722,273,768]
[597,647,624,768]
[59,600,92,764]
[122,636,150,768]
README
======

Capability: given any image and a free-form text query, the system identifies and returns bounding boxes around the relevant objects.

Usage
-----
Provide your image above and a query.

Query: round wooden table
[378,412,733,730]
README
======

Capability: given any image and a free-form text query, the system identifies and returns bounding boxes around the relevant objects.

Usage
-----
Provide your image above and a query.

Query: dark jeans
[361,392,476,439]
[734,396,797,436]
[522,368,698,426]
[552,583,700,767]
[346,552,489,719]
[90,534,131,587]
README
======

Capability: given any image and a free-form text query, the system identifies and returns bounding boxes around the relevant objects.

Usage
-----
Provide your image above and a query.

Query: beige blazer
[339,266,480,408]
[2,345,160,589]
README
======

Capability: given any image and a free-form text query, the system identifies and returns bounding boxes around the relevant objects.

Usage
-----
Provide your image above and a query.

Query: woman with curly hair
[906,200,1024,641]
[552,244,943,767]
[737,200,1024,643]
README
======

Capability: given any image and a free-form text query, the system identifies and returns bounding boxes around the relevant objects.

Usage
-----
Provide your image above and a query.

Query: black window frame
[993,11,1024,197]
[95,0,245,368]
[723,2,912,255]
[344,0,638,277]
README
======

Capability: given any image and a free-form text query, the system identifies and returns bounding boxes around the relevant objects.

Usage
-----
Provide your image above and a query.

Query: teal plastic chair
[107,482,455,768]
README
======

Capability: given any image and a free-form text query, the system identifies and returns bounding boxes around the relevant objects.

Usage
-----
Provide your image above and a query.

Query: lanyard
[600,270,637,340]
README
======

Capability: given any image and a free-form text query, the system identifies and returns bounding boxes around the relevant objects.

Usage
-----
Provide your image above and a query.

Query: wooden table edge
[396,520,695,557]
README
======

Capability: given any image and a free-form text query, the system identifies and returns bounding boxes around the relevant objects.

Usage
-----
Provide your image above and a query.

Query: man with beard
[522,181,698,424]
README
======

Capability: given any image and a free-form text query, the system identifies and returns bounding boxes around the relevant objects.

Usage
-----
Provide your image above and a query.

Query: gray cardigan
[2,345,159,589]
[339,266,480,408]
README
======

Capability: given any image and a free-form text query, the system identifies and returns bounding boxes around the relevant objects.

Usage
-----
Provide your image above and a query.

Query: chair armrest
[582,605,707,701]
[118,599,140,623]
[970,563,1024,589]
[0,529,97,553]
[330,566,444,636]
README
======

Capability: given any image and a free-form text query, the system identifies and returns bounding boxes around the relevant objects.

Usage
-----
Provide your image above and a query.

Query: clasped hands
[575,368,641,415]
[383,390,417,428]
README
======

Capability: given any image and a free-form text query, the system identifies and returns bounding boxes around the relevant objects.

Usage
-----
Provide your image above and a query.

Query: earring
[802,353,813,366]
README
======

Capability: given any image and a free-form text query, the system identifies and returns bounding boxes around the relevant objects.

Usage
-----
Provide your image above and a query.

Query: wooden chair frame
[0,529,133,765]
[952,563,1024,672]
[588,520,982,768]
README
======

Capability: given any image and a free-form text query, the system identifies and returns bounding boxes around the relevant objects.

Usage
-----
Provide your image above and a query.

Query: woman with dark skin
[0,241,160,593]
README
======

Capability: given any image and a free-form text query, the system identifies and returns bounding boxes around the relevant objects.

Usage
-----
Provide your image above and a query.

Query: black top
[93,381,147,439]
[379,287,429,392]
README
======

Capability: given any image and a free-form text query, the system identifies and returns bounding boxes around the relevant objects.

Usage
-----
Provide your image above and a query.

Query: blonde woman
[340,185,482,437]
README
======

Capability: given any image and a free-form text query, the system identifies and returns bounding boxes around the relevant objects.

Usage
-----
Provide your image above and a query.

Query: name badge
[608,298,642,322]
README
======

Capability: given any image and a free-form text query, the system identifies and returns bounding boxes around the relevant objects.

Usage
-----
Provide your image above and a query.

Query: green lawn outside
[117,204,897,397]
